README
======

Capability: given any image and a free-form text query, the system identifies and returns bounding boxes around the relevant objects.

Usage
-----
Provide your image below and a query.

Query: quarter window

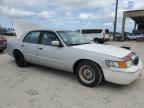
[23,31,40,43]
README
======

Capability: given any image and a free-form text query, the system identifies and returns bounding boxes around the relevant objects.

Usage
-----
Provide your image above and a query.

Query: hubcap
[79,65,95,83]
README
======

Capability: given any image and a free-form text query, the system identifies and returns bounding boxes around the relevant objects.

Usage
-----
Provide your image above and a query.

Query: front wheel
[94,38,99,43]
[94,39,104,44]
[76,60,103,87]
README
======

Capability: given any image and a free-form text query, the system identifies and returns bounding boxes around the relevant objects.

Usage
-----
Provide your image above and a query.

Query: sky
[0,0,144,32]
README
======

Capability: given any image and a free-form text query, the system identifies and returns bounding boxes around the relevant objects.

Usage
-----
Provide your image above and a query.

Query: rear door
[21,31,41,62]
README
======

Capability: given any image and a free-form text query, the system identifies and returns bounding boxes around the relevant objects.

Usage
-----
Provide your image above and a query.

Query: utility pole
[113,0,118,37]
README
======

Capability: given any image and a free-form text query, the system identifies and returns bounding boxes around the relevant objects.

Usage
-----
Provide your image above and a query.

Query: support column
[134,22,137,30]
[113,0,118,37]
[122,16,126,40]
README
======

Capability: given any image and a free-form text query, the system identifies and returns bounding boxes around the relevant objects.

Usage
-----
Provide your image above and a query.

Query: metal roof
[124,10,144,23]
[131,16,144,23]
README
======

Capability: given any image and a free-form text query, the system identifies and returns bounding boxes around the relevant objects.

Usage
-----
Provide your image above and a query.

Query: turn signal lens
[117,61,127,68]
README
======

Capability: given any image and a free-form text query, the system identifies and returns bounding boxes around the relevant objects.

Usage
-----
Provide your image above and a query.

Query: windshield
[57,31,90,46]
[105,29,109,34]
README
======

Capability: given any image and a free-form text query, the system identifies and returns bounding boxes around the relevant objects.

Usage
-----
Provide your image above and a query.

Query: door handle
[38,48,43,50]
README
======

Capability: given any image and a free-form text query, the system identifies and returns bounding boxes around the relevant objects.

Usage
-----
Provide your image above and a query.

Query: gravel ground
[0,40,144,108]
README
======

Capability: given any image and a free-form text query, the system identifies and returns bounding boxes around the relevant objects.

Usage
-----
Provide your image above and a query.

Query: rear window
[82,29,102,34]
[105,29,109,34]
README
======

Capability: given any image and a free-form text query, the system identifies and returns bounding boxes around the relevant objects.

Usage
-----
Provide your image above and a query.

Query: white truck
[77,29,110,44]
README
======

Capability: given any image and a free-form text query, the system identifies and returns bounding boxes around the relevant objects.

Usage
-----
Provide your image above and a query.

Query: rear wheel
[14,51,29,67]
[76,60,103,87]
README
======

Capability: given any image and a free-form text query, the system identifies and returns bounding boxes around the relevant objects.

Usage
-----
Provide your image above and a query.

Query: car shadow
[9,59,77,82]
[32,63,76,80]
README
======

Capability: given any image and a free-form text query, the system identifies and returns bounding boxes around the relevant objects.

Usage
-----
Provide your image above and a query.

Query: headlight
[126,60,133,67]
[105,60,133,68]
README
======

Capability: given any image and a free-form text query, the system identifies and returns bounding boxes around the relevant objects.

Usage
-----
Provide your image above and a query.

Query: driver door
[37,31,67,69]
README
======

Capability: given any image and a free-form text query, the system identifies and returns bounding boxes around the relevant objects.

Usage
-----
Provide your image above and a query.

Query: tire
[14,51,29,67]
[76,60,103,87]
[94,38,99,43]
[99,41,104,44]
[94,39,104,44]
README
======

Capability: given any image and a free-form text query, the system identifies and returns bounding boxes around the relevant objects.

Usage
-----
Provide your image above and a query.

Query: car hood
[72,43,131,58]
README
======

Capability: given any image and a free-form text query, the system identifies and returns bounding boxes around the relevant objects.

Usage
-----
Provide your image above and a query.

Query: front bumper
[103,59,143,84]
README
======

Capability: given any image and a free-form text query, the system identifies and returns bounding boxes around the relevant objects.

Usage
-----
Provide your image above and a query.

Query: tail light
[3,40,7,44]
[0,37,7,45]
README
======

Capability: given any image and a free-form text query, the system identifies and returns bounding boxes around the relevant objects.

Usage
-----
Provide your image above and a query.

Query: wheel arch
[13,49,22,57]
[73,59,104,75]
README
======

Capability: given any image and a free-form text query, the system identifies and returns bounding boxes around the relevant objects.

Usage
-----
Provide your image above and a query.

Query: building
[122,10,144,36]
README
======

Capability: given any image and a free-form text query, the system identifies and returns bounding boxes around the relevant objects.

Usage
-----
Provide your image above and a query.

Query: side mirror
[51,41,60,46]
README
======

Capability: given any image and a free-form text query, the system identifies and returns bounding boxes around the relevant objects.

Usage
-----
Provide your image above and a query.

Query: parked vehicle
[126,33,144,40]
[0,36,7,52]
[77,29,110,44]
[7,30,143,87]
[136,35,144,42]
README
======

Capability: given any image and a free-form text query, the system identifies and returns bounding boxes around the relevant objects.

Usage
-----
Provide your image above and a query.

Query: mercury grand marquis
[7,30,143,87]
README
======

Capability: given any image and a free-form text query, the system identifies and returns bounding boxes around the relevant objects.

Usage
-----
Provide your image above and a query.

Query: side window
[23,31,40,43]
[82,29,102,34]
[40,32,58,45]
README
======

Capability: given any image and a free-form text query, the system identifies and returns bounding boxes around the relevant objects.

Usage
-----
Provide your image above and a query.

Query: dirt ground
[0,40,144,108]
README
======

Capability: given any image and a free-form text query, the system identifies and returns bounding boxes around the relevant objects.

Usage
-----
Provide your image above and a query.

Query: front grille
[133,56,139,66]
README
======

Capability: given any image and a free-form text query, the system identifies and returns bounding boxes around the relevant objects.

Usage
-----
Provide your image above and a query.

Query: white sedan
[7,30,143,87]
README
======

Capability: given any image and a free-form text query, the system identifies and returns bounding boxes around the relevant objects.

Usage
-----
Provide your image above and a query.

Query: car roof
[19,29,76,41]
